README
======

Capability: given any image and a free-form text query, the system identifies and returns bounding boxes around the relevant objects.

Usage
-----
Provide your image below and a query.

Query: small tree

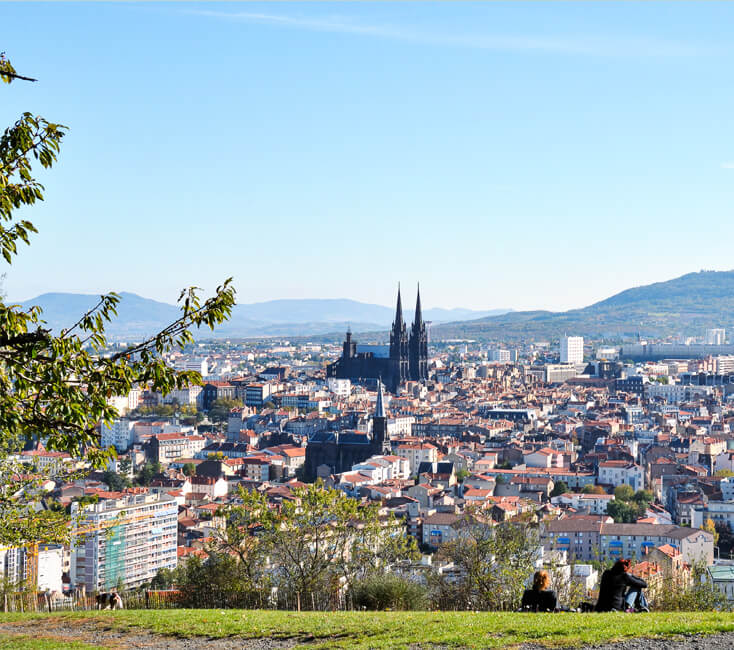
[614,484,635,502]
[208,398,243,423]
[435,511,538,611]
[703,519,720,545]
[550,480,568,497]
[150,567,176,590]
[102,469,132,492]
[582,484,607,495]
[258,482,417,609]
[135,462,162,486]
[653,562,729,611]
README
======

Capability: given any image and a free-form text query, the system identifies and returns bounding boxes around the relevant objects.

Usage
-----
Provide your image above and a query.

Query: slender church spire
[409,282,428,383]
[393,283,404,329]
[375,379,386,418]
[414,283,423,326]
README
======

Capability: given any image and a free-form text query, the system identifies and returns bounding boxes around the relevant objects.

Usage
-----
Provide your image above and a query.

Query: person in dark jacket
[521,570,558,612]
[595,559,648,612]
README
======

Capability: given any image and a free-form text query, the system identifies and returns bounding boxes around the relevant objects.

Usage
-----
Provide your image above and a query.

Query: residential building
[245,383,272,407]
[175,357,209,377]
[189,476,228,499]
[151,433,207,465]
[327,378,351,398]
[100,419,136,452]
[201,382,236,411]
[422,512,462,548]
[560,336,584,365]
[395,442,438,474]
[706,564,734,603]
[598,461,645,491]
[70,493,178,591]
[488,349,511,363]
[542,519,714,565]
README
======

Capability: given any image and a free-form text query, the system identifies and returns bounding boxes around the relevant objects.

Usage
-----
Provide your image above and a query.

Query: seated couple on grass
[594,558,649,613]
[521,559,649,613]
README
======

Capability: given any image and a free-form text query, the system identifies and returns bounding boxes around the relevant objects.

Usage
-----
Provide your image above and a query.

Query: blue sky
[3,2,734,311]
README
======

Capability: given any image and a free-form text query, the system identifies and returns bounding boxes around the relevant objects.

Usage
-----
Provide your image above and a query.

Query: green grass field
[2,610,734,648]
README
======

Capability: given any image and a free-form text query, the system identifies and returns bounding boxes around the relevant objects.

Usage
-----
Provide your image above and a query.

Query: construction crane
[71,512,153,538]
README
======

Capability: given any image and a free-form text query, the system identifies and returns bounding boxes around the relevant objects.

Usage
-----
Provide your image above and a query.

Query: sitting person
[595,558,648,612]
[521,570,558,612]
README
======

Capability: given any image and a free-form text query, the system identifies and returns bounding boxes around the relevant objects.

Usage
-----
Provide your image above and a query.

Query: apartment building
[597,460,645,491]
[550,493,614,515]
[151,432,207,465]
[162,384,203,406]
[645,383,712,404]
[706,329,726,345]
[542,519,714,565]
[488,349,511,363]
[326,377,351,398]
[691,500,734,531]
[245,383,272,407]
[560,336,584,364]
[71,493,178,591]
[395,442,438,474]
[100,419,136,451]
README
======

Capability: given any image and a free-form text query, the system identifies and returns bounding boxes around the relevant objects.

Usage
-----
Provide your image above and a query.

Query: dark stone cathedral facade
[304,380,390,479]
[326,286,428,393]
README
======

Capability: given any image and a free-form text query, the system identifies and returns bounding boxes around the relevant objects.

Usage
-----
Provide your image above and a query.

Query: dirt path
[0,618,297,649]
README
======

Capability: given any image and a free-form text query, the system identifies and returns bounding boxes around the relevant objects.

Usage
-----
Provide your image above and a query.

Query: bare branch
[2,70,37,82]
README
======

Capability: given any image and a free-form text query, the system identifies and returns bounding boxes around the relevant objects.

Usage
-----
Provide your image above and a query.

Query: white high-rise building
[706,328,726,345]
[560,336,584,364]
[488,349,511,363]
[175,357,209,377]
[100,419,136,452]
[71,493,177,592]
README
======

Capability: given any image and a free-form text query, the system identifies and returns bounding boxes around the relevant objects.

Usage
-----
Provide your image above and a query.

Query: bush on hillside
[350,574,429,611]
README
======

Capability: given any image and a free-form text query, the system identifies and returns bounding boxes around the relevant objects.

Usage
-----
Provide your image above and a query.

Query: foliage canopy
[0,55,235,545]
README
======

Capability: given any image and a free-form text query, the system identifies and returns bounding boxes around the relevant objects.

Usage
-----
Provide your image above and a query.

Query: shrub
[350,574,429,611]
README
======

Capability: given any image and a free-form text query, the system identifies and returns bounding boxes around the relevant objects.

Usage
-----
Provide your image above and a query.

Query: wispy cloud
[722,162,734,169]
[189,10,717,58]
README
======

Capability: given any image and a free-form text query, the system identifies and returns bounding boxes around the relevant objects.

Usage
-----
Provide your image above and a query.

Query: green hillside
[433,270,734,342]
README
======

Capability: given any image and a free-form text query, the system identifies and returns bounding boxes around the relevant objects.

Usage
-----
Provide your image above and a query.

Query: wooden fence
[2,589,184,613]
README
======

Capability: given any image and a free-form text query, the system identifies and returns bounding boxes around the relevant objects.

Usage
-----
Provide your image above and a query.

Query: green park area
[1,610,734,649]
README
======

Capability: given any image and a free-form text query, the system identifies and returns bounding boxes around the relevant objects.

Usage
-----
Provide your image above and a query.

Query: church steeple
[375,378,386,418]
[389,284,409,390]
[393,284,404,331]
[372,379,389,452]
[409,283,428,383]
[414,283,423,328]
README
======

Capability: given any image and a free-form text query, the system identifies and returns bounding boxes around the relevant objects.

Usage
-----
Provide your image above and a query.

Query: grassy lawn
[0,634,102,649]
[1,610,734,648]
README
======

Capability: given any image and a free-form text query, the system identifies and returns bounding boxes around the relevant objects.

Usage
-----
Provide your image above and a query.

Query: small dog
[96,592,124,610]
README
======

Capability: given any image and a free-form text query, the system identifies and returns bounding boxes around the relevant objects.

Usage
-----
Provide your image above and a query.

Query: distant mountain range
[16,293,510,340]
[432,270,734,342]
[18,270,733,342]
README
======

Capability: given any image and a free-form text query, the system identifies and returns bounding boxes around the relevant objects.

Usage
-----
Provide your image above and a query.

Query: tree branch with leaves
[0,53,236,545]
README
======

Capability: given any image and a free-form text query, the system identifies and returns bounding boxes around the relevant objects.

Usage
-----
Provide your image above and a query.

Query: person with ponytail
[520,570,558,612]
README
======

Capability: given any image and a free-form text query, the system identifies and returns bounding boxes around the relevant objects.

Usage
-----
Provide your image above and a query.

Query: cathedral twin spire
[392,283,424,334]
[390,284,427,383]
